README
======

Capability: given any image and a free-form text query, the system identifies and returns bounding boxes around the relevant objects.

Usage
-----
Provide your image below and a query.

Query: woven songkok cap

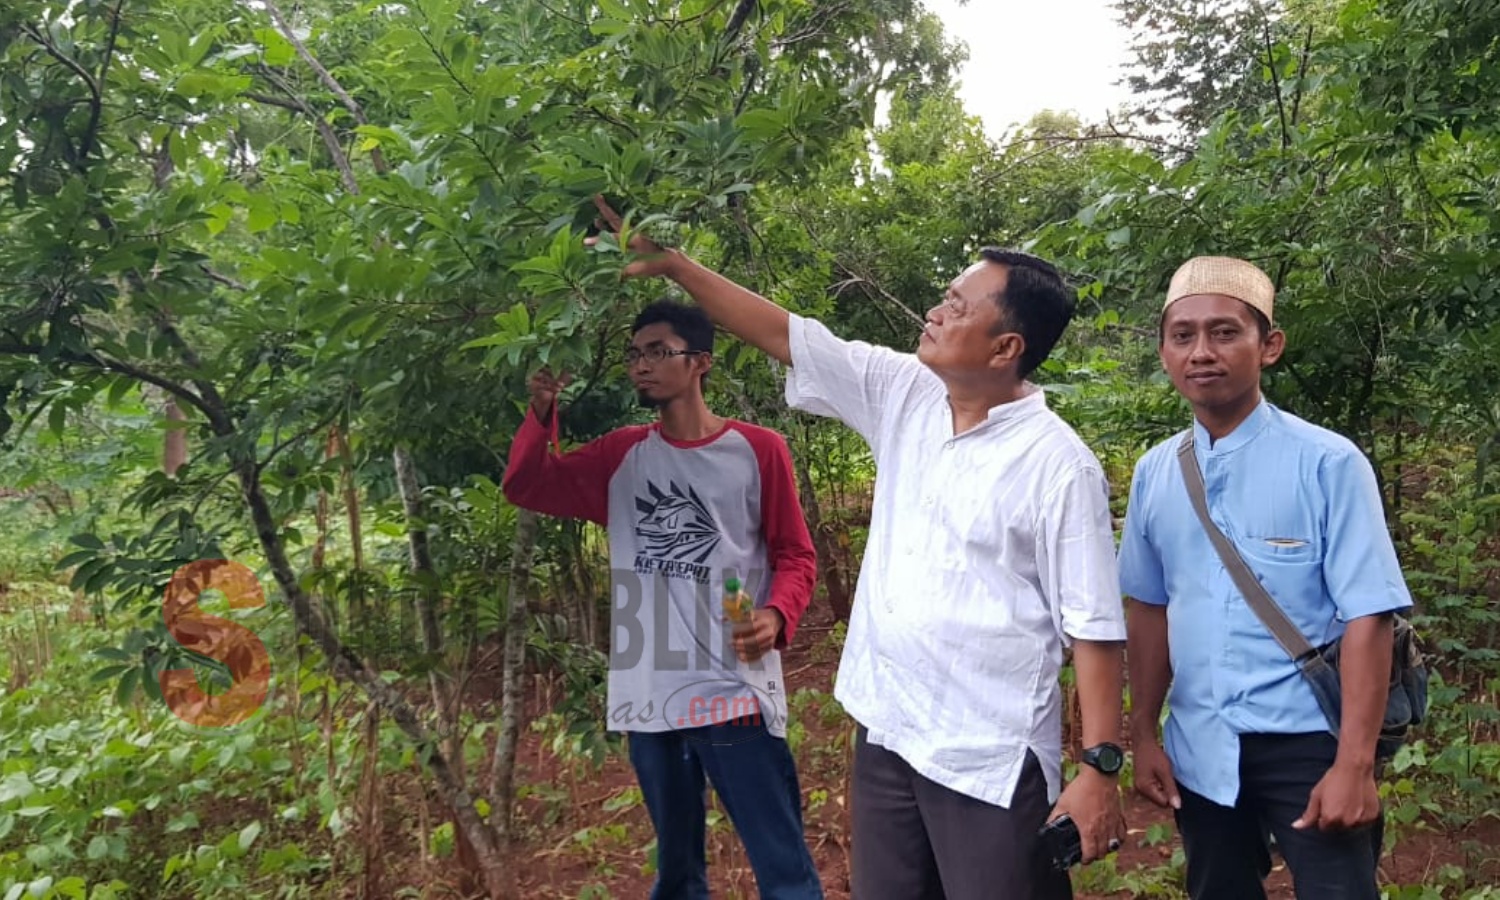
[1165,256,1275,323]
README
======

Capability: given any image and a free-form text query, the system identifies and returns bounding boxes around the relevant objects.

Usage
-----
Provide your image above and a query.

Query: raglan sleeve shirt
[732,423,819,648]
[500,405,635,525]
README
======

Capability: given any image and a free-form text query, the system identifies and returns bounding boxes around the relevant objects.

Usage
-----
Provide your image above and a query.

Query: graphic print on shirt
[633,479,722,585]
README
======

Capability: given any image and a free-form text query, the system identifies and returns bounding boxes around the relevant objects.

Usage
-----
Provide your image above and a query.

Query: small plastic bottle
[722,573,754,624]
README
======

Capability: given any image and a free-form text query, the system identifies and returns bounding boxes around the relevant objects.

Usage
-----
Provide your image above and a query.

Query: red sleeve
[733,423,818,648]
[500,406,643,526]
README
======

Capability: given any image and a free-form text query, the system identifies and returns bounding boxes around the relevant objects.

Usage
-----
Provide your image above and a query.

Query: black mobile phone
[1037,814,1083,871]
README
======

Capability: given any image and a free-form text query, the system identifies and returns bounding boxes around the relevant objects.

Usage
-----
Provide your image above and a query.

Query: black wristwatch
[1081,742,1125,776]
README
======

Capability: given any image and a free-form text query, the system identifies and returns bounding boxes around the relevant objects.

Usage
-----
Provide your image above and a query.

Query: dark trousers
[1175,732,1383,900]
[628,723,823,900]
[851,726,1073,900]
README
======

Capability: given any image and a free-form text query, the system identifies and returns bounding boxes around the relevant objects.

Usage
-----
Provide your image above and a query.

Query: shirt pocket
[1239,533,1318,565]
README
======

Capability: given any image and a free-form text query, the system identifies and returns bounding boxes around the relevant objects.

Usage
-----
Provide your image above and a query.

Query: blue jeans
[627,723,824,900]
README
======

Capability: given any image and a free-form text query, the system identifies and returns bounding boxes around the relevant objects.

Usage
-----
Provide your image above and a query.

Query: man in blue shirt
[1119,256,1412,900]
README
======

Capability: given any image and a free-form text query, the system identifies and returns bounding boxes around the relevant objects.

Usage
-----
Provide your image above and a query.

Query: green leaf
[47,399,68,436]
[253,27,296,66]
[115,668,141,707]
[0,773,33,803]
[87,835,112,860]
[246,194,278,233]
[53,549,98,570]
[239,820,262,851]
[168,811,201,833]
[90,664,131,683]
[15,805,53,818]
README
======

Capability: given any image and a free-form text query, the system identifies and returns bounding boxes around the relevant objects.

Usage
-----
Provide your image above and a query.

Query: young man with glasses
[502,299,824,900]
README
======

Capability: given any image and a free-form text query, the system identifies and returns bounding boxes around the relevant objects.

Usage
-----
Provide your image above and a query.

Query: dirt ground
[372,602,1497,899]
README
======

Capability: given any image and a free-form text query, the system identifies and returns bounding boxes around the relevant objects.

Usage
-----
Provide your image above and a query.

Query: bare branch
[771,0,854,50]
[790,206,925,327]
[201,266,248,291]
[261,0,388,174]
[254,66,360,194]
[86,0,129,161]
[243,90,306,113]
[1263,19,1291,151]
[723,0,757,45]
[258,403,345,475]
[262,0,363,124]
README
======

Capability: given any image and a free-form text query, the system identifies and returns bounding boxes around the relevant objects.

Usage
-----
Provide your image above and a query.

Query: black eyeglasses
[624,347,706,366]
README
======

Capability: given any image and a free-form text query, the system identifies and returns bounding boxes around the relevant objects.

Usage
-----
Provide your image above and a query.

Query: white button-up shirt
[785,315,1126,807]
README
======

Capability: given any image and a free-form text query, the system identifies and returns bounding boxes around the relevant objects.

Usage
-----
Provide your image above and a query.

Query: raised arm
[592,196,791,364]
[501,370,637,525]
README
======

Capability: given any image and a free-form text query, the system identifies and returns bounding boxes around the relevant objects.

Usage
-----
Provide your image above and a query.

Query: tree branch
[253,67,361,194]
[85,0,128,161]
[258,403,346,476]
[1290,24,1313,128]
[1263,20,1291,151]
[0,340,215,424]
[791,207,924,326]
[262,0,363,124]
[201,266,248,291]
[261,0,388,174]
[19,22,102,168]
[723,0,757,45]
[243,90,306,113]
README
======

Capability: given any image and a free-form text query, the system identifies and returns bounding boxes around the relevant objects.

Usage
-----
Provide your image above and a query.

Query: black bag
[1176,433,1429,758]
[1304,619,1429,759]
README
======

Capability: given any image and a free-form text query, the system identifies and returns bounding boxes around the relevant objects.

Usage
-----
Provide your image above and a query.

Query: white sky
[926,0,1134,137]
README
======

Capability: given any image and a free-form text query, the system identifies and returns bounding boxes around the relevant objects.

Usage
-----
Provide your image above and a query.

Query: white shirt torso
[785,315,1125,806]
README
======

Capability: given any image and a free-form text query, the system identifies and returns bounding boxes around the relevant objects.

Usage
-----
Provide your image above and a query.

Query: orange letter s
[160,560,272,727]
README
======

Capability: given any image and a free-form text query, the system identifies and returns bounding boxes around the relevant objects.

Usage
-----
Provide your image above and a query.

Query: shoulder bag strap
[1175,431,1317,662]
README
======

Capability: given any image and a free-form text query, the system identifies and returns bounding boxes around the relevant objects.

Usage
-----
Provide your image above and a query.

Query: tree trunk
[392,446,457,764]
[358,702,384,898]
[795,452,851,621]
[232,457,512,897]
[312,428,338,571]
[162,398,187,476]
[492,508,538,840]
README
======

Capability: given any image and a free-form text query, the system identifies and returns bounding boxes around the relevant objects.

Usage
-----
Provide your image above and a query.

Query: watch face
[1090,744,1125,773]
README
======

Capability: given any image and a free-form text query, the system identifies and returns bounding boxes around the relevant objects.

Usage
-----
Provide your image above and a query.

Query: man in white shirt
[590,198,1127,899]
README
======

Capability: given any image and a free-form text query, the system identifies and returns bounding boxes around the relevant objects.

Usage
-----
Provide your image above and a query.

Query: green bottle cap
[724,575,741,593]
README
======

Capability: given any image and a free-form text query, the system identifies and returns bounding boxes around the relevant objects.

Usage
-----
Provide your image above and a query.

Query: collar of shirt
[1192,397,1273,457]
[941,382,1047,439]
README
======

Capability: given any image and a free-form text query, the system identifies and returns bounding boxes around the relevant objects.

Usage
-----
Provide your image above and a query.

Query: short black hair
[1157,300,1272,345]
[979,247,1075,378]
[631,299,714,352]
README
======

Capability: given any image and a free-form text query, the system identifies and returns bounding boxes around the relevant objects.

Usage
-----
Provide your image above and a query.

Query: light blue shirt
[1118,400,1411,806]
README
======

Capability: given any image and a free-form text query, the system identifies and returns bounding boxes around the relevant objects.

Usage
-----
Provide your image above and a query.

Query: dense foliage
[2,0,1497,896]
